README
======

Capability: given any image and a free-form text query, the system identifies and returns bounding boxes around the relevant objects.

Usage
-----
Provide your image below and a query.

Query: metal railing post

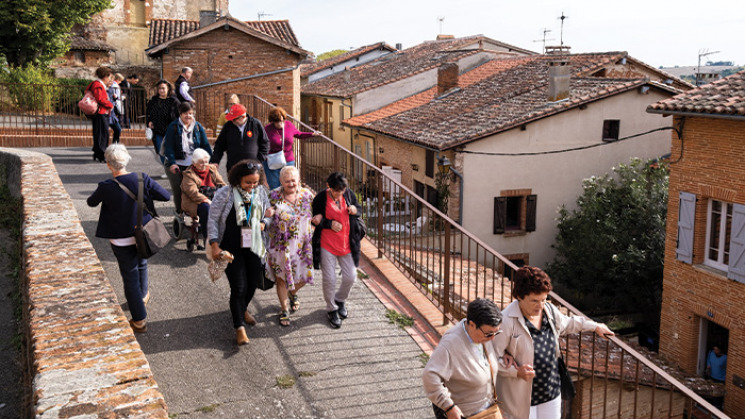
[443,222,451,325]
[377,174,383,258]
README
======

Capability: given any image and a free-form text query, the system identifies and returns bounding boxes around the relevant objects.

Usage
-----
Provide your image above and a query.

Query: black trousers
[91,113,109,159]
[224,248,262,328]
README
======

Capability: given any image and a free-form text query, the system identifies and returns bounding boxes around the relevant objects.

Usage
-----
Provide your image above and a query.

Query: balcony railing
[0,82,147,136]
[246,94,730,419]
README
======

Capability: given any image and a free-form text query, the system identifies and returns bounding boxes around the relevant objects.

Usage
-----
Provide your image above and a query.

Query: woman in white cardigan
[423,298,504,419]
[492,267,614,419]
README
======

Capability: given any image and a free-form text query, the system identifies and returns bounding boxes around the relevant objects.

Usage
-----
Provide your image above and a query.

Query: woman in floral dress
[267,165,315,326]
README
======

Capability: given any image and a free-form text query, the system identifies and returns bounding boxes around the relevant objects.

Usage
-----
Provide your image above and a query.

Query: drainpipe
[437,151,464,225]
[341,97,353,154]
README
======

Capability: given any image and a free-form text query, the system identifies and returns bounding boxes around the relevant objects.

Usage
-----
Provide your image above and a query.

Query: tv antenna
[533,28,555,53]
[257,11,272,21]
[696,49,720,86]
[438,16,445,34]
[558,12,569,46]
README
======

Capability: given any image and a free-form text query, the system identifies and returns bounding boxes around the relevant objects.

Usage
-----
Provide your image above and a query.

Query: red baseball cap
[226,104,247,121]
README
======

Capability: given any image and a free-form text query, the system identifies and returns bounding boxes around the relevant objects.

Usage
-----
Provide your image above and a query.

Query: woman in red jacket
[88,67,114,162]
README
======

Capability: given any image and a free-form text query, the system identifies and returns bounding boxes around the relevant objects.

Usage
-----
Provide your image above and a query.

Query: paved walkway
[41,146,433,418]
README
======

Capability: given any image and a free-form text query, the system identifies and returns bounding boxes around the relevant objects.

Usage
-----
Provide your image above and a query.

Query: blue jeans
[110,118,122,143]
[111,244,148,322]
[263,160,295,190]
[152,134,166,164]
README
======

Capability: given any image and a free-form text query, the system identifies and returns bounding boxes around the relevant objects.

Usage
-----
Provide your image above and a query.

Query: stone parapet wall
[0,148,168,418]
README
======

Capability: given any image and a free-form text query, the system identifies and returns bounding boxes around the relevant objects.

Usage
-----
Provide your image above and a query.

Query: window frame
[602,119,620,142]
[704,199,733,271]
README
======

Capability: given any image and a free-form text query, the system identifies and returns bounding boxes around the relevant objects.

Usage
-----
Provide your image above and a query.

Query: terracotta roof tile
[355,53,661,149]
[148,18,299,48]
[69,36,116,52]
[648,69,745,117]
[301,42,397,77]
[302,35,508,98]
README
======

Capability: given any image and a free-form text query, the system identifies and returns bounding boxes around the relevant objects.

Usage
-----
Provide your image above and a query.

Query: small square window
[602,120,620,142]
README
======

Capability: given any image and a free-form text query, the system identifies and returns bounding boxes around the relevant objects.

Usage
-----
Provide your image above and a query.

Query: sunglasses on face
[246,163,262,170]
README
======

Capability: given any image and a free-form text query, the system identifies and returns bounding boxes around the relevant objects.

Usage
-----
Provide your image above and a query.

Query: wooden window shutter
[494,197,506,234]
[525,194,537,232]
[676,191,696,264]
[727,203,745,283]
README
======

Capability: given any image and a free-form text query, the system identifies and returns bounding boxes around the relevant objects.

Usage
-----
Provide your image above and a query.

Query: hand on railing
[595,324,615,340]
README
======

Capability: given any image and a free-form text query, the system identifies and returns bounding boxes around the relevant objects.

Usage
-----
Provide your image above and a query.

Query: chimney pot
[547,59,570,102]
[437,63,459,96]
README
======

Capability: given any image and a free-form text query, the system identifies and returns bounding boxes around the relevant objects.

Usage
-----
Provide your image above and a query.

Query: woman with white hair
[266,166,315,326]
[181,147,226,247]
[87,144,170,333]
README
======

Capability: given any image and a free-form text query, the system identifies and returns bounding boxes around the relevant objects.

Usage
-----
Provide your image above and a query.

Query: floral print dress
[267,187,315,291]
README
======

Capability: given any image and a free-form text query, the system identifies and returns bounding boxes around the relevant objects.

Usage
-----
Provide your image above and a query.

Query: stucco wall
[460,88,673,268]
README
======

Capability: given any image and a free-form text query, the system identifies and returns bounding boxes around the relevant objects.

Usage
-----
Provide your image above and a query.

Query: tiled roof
[302,35,507,98]
[69,36,116,52]
[647,69,745,117]
[353,53,677,149]
[148,18,299,48]
[300,42,397,77]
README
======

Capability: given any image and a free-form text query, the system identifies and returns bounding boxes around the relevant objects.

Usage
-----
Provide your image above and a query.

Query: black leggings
[224,248,262,328]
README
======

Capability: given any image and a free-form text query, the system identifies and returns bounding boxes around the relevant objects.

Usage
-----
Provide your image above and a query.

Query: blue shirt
[707,350,727,382]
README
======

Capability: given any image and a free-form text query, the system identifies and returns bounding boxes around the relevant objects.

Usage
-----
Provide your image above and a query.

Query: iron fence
[246,94,730,419]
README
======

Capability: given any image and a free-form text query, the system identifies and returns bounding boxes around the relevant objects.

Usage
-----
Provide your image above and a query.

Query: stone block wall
[0,148,168,418]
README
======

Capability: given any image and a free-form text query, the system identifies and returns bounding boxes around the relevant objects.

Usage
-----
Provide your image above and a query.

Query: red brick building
[648,69,745,417]
[146,16,310,130]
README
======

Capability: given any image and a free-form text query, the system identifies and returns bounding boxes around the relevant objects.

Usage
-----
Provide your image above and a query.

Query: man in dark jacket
[174,67,195,104]
[210,104,269,172]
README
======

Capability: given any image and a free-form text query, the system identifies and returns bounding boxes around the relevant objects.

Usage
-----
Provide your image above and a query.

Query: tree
[316,49,348,61]
[546,158,669,334]
[0,0,111,67]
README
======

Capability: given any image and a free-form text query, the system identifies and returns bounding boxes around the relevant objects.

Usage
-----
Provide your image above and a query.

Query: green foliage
[275,374,296,389]
[385,309,414,329]
[0,64,89,113]
[0,0,111,67]
[546,158,669,331]
[316,49,348,61]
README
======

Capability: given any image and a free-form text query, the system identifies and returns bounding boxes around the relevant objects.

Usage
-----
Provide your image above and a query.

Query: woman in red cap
[210,103,269,173]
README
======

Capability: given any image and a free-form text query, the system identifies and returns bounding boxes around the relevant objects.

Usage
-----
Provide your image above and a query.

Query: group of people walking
[87,72,354,347]
[423,267,615,419]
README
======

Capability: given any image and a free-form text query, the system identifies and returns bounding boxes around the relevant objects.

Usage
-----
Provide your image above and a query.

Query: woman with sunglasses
[207,160,273,346]
[491,267,614,419]
[423,298,504,419]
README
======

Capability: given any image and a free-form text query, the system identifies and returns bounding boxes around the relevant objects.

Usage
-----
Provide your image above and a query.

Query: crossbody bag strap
[482,343,498,402]
[137,172,145,228]
[281,123,285,151]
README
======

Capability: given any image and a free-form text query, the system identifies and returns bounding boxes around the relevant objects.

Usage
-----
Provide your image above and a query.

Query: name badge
[241,227,252,248]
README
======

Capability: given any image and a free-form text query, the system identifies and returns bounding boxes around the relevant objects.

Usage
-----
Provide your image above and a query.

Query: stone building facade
[648,70,745,418]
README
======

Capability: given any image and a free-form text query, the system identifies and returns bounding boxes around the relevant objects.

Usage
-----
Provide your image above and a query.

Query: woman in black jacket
[87,144,171,333]
[311,172,363,329]
[146,80,180,164]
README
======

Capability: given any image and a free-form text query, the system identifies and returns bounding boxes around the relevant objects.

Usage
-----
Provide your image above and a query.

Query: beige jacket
[491,301,599,419]
[180,166,226,217]
[422,319,499,416]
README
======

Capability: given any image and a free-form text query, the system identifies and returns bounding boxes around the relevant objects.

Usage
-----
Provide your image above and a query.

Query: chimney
[395,43,402,50]
[436,34,455,41]
[437,63,459,96]
[547,53,570,102]
[200,10,218,27]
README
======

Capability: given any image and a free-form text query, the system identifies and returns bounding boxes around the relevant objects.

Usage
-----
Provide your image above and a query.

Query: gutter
[192,66,298,90]
[646,108,745,122]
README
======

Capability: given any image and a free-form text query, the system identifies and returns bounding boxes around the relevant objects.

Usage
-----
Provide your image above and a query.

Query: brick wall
[0,148,168,418]
[160,26,302,126]
[659,116,745,417]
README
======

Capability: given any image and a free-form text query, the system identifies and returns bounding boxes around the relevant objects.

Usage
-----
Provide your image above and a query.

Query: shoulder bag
[78,83,99,116]
[344,192,366,239]
[550,304,576,400]
[267,124,287,170]
[467,344,503,419]
[115,173,171,258]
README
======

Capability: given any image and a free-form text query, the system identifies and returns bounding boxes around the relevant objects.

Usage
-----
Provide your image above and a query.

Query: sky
[229,0,744,69]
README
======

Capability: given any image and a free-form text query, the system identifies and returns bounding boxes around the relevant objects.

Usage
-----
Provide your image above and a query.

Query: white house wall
[460,88,673,268]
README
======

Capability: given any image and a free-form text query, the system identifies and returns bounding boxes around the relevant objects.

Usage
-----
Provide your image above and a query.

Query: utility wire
[457,126,681,157]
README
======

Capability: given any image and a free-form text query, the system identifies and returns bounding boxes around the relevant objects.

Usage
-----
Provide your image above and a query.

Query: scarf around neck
[180,118,195,156]
[232,186,265,259]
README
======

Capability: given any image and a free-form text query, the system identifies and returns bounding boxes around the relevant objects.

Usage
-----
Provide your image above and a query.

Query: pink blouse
[264,120,314,162]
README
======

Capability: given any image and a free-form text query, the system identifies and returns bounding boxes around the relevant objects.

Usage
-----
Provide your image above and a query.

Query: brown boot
[244,311,257,326]
[236,326,249,345]
[129,319,147,333]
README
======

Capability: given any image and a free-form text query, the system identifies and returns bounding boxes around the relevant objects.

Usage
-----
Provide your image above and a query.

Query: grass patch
[385,309,414,329]
[298,371,316,377]
[168,414,179,418]
[418,353,430,367]
[195,404,220,413]
[606,316,634,331]
[276,374,296,389]
[356,269,369,279]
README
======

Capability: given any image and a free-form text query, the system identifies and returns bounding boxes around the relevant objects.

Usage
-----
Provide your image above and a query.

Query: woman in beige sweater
[491,267,614,419]
[423,298,503,418]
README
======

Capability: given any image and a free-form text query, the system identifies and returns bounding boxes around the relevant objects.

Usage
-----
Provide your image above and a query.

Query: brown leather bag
[468,344,503,419]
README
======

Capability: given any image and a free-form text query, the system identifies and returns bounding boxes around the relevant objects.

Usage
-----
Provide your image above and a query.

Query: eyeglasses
[478,325,502,338]
[246,163,262,170]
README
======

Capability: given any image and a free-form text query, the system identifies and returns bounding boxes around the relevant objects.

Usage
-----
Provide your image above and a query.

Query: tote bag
[267,125,287,170]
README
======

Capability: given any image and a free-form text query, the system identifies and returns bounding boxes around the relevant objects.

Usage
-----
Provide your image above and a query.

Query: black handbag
[343,193,366,239]
[256,264,275,291]
[557,355,576,400]
[115,173,171,258]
